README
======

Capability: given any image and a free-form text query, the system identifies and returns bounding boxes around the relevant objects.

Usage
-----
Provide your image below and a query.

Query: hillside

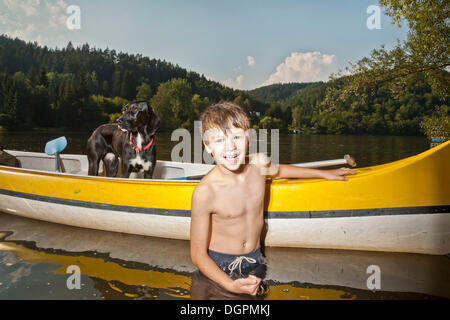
[247,82,321,104]
[0,35,268,131]
[0,35,446,135]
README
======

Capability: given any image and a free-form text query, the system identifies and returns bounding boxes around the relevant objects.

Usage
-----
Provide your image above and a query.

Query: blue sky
[0,0,407,90]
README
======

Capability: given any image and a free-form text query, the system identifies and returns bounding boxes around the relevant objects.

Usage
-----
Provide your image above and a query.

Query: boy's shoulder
[248,152,271,167]
[191,169,221,212]
[193,167,217,194]
[249,152,279,177]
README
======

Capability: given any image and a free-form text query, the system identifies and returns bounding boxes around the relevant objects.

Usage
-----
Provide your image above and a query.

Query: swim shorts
[207,246,266,279]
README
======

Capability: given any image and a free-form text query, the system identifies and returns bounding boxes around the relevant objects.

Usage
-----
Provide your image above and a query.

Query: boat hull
[0,141,449,254]
[1,192,448,254]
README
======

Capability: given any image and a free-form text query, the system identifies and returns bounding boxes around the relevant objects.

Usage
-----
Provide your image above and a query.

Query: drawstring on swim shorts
[227,256,256,276]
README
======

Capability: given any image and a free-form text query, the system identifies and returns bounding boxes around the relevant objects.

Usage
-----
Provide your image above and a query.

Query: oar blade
[45,136,67,155]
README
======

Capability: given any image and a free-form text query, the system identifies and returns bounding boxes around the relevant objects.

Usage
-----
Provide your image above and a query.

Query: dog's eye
[132,107,138,113]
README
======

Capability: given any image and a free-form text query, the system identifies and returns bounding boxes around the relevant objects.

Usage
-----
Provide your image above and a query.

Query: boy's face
[203,125,249,171]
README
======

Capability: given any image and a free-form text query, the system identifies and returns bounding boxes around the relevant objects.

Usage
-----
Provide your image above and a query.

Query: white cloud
[3,0,41,17]
[247,56,255,67]
[9,23,38,40]
[0,0,70,46]
[222,74,245,89]
[46,0,67,29]
[262,51,338,86]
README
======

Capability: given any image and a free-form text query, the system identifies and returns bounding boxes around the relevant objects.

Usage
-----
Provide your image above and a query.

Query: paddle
[45,136,67,173]
[291,154,357,168]
[171,155,357,180]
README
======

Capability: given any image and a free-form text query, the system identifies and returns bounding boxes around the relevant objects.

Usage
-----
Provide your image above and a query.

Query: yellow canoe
[0,141,449,254]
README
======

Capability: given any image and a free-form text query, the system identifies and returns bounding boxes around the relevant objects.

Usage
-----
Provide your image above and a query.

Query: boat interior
[2,150,214,181]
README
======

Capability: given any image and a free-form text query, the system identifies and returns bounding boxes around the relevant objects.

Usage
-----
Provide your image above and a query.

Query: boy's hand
[320,167,357,181]
[227,275,261,295]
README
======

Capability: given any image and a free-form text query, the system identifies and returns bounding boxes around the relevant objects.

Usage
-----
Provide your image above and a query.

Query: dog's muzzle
[116,120,128,132]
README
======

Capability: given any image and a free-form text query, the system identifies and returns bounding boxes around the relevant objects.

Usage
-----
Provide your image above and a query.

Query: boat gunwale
[0,164,202,184]
[1,141,449,186]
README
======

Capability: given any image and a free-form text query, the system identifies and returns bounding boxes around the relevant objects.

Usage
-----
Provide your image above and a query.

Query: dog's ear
[146,105,160,136]
[136,101,148,112]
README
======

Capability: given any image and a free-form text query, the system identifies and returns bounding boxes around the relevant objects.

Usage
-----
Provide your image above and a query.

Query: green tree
[324,0,449,110]
[150,78,193,131]
[112,69,122,97]
[32,85,52,126]
[420,105,449,141]
[265,104,283,119]
[120,69,137,99]
[191,93,209,120]
[38,67,49,87]
[102,80,110,96]
[319,0,449,136]
[27,65,38,85]
[89,71,99,94]
[259,116,283,130]
[136,82,153,101]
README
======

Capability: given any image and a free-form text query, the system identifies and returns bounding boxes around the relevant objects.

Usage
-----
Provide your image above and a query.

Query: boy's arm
[253,153,356,181]
[190,185,260,295]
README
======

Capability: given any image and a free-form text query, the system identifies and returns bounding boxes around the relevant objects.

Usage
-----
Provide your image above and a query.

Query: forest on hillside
[249,73,447,135]
[0,35,267,132]
[0,0,449,138]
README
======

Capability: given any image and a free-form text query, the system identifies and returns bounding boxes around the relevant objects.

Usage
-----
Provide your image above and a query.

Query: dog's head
[117,101,160,136]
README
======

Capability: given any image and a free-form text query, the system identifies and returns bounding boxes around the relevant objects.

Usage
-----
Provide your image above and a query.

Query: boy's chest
[213,177,266,217]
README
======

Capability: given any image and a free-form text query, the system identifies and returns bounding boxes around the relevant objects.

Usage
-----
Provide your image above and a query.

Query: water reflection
[0,213,448,300]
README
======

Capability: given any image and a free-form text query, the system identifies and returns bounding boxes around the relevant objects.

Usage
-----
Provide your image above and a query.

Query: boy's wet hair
[200,101,251,143]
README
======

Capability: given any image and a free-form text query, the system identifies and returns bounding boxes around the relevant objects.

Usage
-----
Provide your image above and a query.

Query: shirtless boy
[190,101,356,296]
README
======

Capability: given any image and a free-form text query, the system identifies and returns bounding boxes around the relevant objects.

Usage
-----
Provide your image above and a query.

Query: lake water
[0,130,431,166]
[0,131,448,300]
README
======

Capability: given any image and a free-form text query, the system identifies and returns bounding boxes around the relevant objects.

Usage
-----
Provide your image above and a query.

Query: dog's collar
[129,132,154,152]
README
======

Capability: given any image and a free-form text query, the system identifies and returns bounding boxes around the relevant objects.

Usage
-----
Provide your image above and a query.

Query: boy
[190,101,356,296]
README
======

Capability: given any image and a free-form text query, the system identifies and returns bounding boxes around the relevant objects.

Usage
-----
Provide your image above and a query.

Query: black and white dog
[87,101,160,179]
